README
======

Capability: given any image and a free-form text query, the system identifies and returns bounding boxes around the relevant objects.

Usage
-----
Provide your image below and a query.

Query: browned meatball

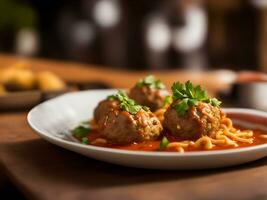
[129,86,167,112]
[163,101,222,140]
[94,99,118,123]
[94,99,162,145]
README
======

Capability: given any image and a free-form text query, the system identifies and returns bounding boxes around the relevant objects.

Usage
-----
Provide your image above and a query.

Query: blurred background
[1,1,267,198]
[1,0,267,72]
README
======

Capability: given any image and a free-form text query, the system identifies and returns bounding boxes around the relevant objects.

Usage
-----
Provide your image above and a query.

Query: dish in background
[0,62,66,94]
[231,82,267,111]
[0,62,67,110]
[227,71,267,111]
[218,71,267,111]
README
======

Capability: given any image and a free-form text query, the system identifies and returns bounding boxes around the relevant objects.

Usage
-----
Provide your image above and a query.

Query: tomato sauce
[76,128,267,152]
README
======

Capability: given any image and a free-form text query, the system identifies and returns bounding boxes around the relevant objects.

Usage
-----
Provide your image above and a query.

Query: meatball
[129,86,167,111]
[163,101,222,140]
[94,99,162,145]
[94,99,118,123]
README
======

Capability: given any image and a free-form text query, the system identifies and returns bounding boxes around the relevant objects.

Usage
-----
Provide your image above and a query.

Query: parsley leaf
[173,98,190,116]
[159,136,169,150]
[205,98,222,107]
[163,95,172,106]
[82,137,89,145]
[73,125,91,139]
[136,75,165,89]
[171,82,187,99]
[211,98,221,106]
[171,81,221,117]
[142,106,150,111]
[107,90,149,114]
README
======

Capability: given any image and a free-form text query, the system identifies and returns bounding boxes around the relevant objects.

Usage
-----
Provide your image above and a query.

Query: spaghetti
[166,115,254,152]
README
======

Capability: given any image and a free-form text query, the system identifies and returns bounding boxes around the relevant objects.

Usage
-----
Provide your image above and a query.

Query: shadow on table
[1,138,266,190]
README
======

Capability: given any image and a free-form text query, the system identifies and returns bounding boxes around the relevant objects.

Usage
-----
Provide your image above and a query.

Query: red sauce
[77,128,267,152]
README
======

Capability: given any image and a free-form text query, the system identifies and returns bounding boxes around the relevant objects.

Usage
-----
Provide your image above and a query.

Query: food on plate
[163,81,222,140]
[72,76,267,153]
[0,62,66,93]
[93,91,162,145]
[129,75,168,111]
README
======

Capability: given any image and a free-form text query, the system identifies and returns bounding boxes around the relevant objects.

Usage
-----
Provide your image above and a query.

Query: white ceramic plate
[27,89,267,169]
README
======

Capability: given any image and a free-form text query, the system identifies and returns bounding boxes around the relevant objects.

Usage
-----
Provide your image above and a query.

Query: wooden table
[0,54,266,200]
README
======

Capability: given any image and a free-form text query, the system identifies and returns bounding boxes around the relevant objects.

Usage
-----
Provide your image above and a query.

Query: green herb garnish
[142,106,150,111]
[171,81,221,116]
[73,125,91,139]
[108,90,149,114]
[159,136,169,150]
[82,137,89,145]
[136,75,165,89]
[163,95,172,106]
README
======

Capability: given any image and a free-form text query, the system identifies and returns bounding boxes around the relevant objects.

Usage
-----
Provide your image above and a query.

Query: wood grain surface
[0,113,266,200]
[0,54,266,200]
